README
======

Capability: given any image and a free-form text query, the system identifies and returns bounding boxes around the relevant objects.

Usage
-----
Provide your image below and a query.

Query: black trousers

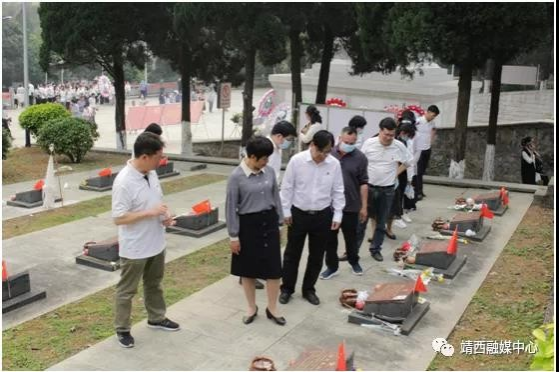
[416,149,431,196]
[325,211,359,271]
[281,206,332,295]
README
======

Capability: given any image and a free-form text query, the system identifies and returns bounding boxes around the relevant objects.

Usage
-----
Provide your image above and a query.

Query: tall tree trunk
[315,25,334,104]
[241,47,256,147]
[482,61,503,181]
[290,27,303,127]
[180,45,192,156]
[113,57,127,150]
[449,63,473,179]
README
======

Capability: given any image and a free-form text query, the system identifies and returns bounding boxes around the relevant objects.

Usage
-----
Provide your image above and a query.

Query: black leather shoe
[242,306,258,324]
[371,252,384,262]
[385,231,397,240]
[303,292,320,305]
[279,292,291,304]
[255,279,265,290]
[266,308,286,326]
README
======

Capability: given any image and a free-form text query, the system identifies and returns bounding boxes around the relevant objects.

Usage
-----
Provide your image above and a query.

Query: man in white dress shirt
[361,118,413,262]
[279,130,345,305]
[414,105,440,200]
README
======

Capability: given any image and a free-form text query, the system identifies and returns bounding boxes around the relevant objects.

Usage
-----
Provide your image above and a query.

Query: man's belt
[368,184,395,189]
[293,206,331,215]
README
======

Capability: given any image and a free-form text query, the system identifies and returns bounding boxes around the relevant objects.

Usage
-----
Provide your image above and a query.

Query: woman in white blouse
[299,105,323,149]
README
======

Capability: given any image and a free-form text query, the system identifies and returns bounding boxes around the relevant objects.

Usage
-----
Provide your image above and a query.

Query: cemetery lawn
[3,173,227,239]
[428,205,554,371]
[2,228,287,370]
[2,146,130,185]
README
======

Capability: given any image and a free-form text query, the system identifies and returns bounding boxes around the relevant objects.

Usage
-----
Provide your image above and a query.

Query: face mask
[340,142,356,153]
[400,135,409,141]
[280,139,292,149]
[356,128,364,134]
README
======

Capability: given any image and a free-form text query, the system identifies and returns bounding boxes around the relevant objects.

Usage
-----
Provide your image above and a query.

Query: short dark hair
[311,130,335,150]
[246,136,274,160]
[397,122,416,138]
[400,110,416,125]
[134,132,165,158]
[305,105,322,124]
[341,126,357,136]
[379,117,397,131]
[521,136,533,147]
[427,105,440,115]
[144,123,163,136]
[271,120,297,137]
[348,115,367,129]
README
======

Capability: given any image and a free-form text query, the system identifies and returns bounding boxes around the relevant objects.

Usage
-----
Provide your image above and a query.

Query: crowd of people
[109,98,551,349]
[108,104,442,348]
[225,105,442,323]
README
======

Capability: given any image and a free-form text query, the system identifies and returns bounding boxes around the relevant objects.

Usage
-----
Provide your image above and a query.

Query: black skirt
[231,208,281,279]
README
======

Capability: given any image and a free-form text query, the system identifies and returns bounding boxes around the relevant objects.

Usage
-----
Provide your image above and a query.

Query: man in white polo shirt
[414,105,440,200]
[112,132,179,348]
[361,118,413,262]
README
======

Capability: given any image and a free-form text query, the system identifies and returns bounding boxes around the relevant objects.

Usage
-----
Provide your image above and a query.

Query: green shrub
[37,117,99,163]
[2,128,12,160]
[19,103,70,137]
[530,322,554,371]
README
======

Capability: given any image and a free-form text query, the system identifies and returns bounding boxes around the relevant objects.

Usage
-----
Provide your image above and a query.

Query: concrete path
[2,162,236,221]
[2,180,231,330]
[42,184,534,371]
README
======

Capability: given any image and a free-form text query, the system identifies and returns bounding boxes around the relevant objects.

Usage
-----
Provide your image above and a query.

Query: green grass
[428,205,554,371]
[2,239,231,370]
[2,147,131,185]
[2,227,288,370]
[3,173,226,239]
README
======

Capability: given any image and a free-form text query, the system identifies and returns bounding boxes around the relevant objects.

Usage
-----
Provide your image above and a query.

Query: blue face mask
[400,135,409,141]
[340,142,356,153]
[280,139,292,149]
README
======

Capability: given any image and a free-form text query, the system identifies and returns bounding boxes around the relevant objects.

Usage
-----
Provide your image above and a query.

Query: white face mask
[280,139,292,149]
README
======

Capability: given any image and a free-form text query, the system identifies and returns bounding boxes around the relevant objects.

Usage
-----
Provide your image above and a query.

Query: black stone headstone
[449,211,483,233]
[174,208,219,231]
[2,272,31,301]
[364,282,418,322]
[415,241,456,269]
[84,238,119,262]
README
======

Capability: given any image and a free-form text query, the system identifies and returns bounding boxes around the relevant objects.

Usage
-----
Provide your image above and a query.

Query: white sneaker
[402,214,412,223]
[394,219,407,229]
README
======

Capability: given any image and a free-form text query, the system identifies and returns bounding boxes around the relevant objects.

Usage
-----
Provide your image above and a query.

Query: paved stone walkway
[4,183,529,371]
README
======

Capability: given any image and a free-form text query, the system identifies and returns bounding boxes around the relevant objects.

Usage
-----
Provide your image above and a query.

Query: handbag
[535,158,544,174]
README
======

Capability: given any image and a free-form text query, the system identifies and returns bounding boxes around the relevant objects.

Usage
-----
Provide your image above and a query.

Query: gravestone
[79,173,118,192]
[156,162,180,179]
[440,211,491,242]
[75,237,120,271]
[347,282,430,335]
[7,189,62,208]
[166,207,226,237]
[2,271,47,313]
[412,240,467,279]
[474,191,508,216]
